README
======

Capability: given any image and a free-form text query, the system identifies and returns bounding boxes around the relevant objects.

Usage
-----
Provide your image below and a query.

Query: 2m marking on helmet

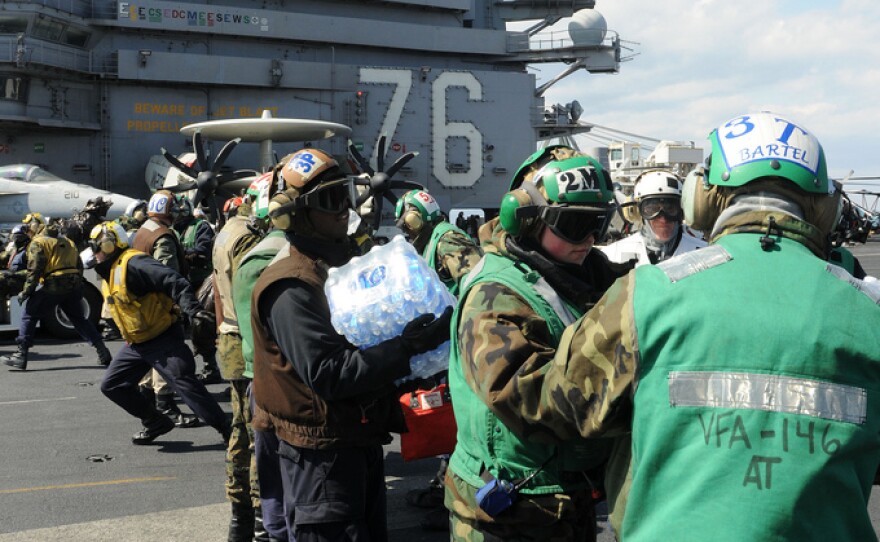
[718,113,820,176]
[558,167,600,197]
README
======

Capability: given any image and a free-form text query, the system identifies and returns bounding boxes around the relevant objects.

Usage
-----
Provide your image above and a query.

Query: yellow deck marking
[0,476,176,494]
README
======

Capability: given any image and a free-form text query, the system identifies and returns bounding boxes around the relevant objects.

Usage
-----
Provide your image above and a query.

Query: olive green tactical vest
[182,218,212,287]
[625,233,880,541]
[233,230,287,379]
[448,252,610,495]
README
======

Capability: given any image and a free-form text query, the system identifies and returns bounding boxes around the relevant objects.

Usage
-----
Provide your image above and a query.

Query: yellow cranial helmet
[89,221,129,254]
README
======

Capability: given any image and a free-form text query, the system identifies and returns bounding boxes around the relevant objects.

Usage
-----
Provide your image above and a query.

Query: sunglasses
[540,206,610,244]
[639,197,682,220]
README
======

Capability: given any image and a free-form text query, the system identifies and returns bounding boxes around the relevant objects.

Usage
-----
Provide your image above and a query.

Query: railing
[0,35,93,72]
[507,28,619,53]
[11,0,93,18]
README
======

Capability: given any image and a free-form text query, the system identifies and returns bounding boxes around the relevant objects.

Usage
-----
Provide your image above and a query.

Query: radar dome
[568,9,607,46]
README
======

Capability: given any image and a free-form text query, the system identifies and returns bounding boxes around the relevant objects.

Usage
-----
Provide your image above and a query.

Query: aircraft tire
[41,284,103,340]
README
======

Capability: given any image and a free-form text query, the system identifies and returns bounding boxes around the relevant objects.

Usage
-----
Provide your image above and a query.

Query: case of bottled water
[324,235,455,381]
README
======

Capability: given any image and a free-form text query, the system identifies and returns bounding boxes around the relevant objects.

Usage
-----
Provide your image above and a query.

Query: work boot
[228,502,255,542]
[3,344,29,371]
[131,413,175,445]
[406,477,445,509]
[253,510,272,542]
[96,343,112,367]
[157,393,199,428]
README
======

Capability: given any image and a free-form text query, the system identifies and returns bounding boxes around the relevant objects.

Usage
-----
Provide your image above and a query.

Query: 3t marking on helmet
[557,167,600,196]
[718,113,820,175]
[723,115,809,145]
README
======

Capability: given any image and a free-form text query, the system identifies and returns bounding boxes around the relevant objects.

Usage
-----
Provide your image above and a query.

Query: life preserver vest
[102,250,177,344]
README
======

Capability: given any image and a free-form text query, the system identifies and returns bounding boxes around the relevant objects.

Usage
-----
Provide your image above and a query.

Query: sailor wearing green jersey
[538,112,880,541]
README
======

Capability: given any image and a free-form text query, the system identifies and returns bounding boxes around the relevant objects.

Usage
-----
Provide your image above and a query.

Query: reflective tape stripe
[532,276,576,326]
[668,371,867,425]
[826,263,880,305]
[657,244,731,282]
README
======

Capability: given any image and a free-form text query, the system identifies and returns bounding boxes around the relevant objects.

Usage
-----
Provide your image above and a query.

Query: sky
[522,0,880,195]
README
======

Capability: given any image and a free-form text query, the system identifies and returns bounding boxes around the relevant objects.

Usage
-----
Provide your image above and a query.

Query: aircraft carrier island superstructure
[0,0,621,214]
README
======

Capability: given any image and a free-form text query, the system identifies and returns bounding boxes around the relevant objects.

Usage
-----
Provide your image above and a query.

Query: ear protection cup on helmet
[99,236,116,255]
[621,195,639,224]
[499,189,533,236]
[268,192,294,231]
[89,222,129,255]
[401,208,424,233]
[683,167,727,232]
[499,181,548,237]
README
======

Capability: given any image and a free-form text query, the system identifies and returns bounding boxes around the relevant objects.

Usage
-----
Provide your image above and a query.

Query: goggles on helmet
[639,197,682,221]
[539,206,610,244]
[298,178,355,214]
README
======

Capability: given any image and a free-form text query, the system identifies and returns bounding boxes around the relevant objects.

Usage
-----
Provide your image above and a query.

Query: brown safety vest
[132,219,187,275]
[250,242,405,449]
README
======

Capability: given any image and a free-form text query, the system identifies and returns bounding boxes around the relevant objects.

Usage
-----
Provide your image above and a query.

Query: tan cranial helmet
[268,148,352,231]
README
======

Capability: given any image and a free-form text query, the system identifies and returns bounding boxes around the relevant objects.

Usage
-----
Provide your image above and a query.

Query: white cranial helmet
[634,171,683,201]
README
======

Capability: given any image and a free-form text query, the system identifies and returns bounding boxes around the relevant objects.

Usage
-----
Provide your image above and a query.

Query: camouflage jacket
[456,218,628,443]
[537,209,838,441]
[414,221,482,293]
[24,233,82,296]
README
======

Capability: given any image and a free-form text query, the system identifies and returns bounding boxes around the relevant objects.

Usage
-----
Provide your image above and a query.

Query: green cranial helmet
[533,155,615,206]
[500,154,615,241]
[509,145,580,191]
[394,189,442,228]
[247,173,273,219]
[707,112,830,195]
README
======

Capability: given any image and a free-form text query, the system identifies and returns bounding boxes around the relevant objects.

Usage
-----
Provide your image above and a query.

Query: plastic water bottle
[324,235,456,382]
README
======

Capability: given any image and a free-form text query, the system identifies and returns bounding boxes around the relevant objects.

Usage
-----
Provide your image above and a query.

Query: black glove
[400,306,453,355]
[190,310,217,354]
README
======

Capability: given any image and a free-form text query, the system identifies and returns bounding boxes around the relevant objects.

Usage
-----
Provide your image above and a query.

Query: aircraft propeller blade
[383,189,399,207]
[348,140,375,176]
[371,195,386,231]
[213,138,242,172]
[161,147,198,178]
[164,180,198,193]
[193,131,208,172]
[376,134,387,173]
[385,151,418,179]
[390,179,425,191]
